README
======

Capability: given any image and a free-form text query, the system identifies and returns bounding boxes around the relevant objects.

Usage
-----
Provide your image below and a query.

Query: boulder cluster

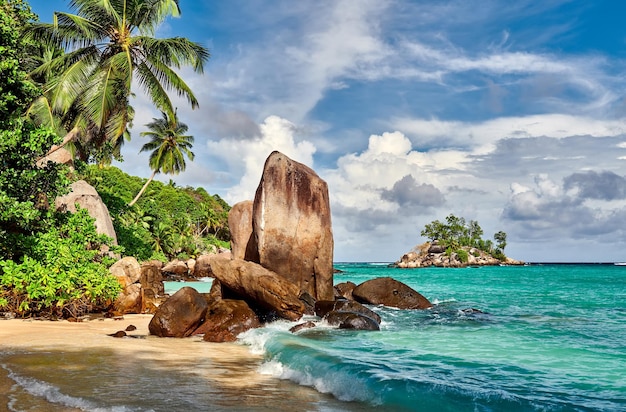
[394,241,524,268]
[110,257,166,315]
[139,151,434,342]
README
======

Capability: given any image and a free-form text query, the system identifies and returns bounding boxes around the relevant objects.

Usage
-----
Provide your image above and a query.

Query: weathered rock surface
[111,257,143,315]
[162,259,189,276]
[54,180,117,244]
[209,255,305,321]
[196,299,261,342]
[228,200,254,260]
[334,281,357,300]
[325,311,380,331]
[149,287,208,337]
[110,256,141,288]
[193,254,213,278]
[140,260,165,314]
[247,151,334,301]
[353,277,432,309]
[289,321,317,333]
[315,300,382,324]
[113,283,142,315]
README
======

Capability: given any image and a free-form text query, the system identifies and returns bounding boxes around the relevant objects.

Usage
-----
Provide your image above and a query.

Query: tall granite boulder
[247,151,334,301]
[55,180,117,244]
[228,200,254,260]
[209,255,305,321]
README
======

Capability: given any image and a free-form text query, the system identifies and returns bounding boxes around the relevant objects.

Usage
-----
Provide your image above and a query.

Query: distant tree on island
[420,214,507,260]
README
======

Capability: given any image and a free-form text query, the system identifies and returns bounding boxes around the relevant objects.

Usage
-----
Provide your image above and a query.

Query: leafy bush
[456,249,469,263]
[0,121,71,260]
[0,208,122,318]
[493,249,506,261]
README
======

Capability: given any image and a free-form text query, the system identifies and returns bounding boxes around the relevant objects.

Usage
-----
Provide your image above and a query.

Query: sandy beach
[0,315,347,411]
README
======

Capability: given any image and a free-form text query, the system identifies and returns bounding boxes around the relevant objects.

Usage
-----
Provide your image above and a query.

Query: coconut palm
[28,0,209,163]
[128,110,193,207]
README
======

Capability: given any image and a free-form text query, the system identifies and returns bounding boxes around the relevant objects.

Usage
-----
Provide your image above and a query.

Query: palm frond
[142,58,199,108]
[137,36,209,72]
[134,0,181,36]
[135,62,175,116]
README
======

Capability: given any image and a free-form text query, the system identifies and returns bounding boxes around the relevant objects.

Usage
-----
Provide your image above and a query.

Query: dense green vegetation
[0,0,222,319]
[421,214,508,260]
[0,209,122,318]
[80,163,230,262]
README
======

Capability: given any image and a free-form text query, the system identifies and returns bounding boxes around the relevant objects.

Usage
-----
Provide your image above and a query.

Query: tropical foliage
[0,209,122,318]
[421,214,508,259]
[0,1,121,319]
[26,0,209,163]
[129,110,194,206]
[81,164,230,262]
[0,0,39,127]
[0,0,225,319]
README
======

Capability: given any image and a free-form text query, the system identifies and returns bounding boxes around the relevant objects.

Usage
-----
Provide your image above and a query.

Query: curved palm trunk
[129,170,157,207]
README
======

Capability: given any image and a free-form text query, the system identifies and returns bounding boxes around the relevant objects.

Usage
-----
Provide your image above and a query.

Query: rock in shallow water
[324,311,380,331]
[149,287,208,338]
[352,277,432,309]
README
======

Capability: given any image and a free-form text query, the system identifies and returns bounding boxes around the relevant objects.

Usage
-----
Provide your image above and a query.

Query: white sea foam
[431,297,457,305]
[237,318,296,354]
[257,359,377,404]
[2,364,145,412]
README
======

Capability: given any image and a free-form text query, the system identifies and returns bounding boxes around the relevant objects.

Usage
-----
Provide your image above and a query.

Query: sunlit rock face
[228,200,254,260]
[246,151,334,301]
[55,180,117,244]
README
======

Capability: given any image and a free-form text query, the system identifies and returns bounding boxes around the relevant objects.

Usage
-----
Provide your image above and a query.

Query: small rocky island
[392,215,524,268]
[393,241,524,268]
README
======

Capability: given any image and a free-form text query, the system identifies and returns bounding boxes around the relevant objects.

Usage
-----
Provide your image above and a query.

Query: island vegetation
[0,0,225,319]
[420,214,507,261]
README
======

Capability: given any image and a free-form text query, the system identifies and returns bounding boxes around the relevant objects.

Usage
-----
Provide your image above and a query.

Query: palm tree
[128,110,193,206]
[28,0,209,163]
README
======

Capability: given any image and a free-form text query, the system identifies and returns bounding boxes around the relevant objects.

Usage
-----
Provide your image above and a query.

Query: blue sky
[31,1,626,262]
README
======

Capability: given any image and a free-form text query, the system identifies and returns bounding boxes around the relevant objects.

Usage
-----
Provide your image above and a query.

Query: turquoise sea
[2,263,625,411]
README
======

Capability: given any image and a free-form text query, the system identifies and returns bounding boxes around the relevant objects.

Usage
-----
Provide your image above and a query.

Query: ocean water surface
[2,264,625,411]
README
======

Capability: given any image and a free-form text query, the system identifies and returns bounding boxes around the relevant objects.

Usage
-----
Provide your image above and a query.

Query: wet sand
[0,315,353,411]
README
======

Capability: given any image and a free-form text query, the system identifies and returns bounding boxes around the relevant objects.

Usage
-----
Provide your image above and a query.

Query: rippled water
[244,264,626,411]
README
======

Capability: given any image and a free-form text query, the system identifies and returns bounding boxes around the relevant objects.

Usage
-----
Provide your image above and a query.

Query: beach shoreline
[0,315,352,411]
[0,315,302,411]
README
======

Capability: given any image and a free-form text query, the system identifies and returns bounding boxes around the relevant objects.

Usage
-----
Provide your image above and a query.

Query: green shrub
[456,249,469,263]
[493,249,506,261]
[0,208,122,318]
